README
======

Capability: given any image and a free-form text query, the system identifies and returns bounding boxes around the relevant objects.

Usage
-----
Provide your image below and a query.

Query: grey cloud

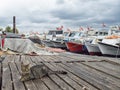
[0,16,13,27]
[56,0,65,5]
[0,0,120,32]
[30,17,48,23]
[50,0,120,28]
[51,9,91,20]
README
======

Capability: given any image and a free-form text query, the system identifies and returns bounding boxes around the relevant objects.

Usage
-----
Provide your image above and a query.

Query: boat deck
[1,53,120,90]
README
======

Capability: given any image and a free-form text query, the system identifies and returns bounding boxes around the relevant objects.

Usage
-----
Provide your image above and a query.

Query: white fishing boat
[85,30,108,56]
[42,29,63,42]
[41,39,66,49]
[98,41,120,57]
[42,29,67,49]
[64,30,88,42]
[41,40,53,47]
[65,30,88,53]
[45,30,63,41]
[50,40,66,49]
[85,41,102,56]
[98,26,120,57]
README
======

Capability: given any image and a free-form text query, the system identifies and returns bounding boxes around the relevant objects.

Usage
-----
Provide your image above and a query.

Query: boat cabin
[46,30,63,41]
[64,31,87,42]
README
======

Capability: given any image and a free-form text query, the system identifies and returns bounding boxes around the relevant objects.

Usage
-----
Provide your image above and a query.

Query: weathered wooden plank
[60,53,120,64]
[9,62,26,90]
[38,56,108,89]
[40,55,60,62]
[50,55,66,62]
[53,55,102,63]
[29,56,62,90]
[42,76,62,90]
[0,55,6,88]
[59,63,112,90]
[40,55,58,62]
[23,56,49,90]
[60,67,99,90]
[49,74,74,90]
[41,56,113,89]
[48,55,67,62]
[59,53,99,61]
[50,63,99,90]
[32,79,49,90]
[36,56,98,90]
[100,57,120,65]
[2,56,13,90]
[49,62,88,90]
[2,52,120,90]
[75,63,120,89]
[30,56,74,90]
[43,55,98,90]
[34,55,54,63]
[82,61,120,79]
[92,61,120,73]
[14,55,23,73]
[25,80,39,90]
[15,55,38,90]
[30,56,44,63]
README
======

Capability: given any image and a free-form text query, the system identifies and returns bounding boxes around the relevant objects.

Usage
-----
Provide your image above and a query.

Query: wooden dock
[0,53,120,90]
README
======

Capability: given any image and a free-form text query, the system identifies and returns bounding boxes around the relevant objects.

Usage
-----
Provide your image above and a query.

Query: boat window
[52,32,56,37]
[63,32,69,36]
[104,32,108,35]
[69,33,72,36]
[77,32,82,36]
[87,30,95,36]
[99,32,103,35]
[48,30,63,35]
[56,30,63,34]
[70,32,76,37]
[98,39,102,42]
[48,31,53,35]
[74,32,79,36]
[95,32,98,35]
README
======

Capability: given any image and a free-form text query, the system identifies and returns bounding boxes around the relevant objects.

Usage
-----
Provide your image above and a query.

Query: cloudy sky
[0,0,120,33]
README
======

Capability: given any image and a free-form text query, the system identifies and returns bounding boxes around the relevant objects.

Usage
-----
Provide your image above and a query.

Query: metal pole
[13,16,16,33]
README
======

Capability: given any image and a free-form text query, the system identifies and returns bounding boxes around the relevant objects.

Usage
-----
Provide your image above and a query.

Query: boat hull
[50,40,66,49]
[42,40,66,49]
[41,40,53,47]
[29,36,42,44]
[66,42,84,53]
[98,42,120,57]
[85,42,102,56]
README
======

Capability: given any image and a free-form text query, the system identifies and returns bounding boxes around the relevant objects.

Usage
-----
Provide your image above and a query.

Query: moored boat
[98,27,120,57]
[42,39,66,49]
[49,40,66,49]
[98,41,120,57]
[66,41,84,53]
[85,29,109,56]
[85,41,102,56]
[41,40,54,47]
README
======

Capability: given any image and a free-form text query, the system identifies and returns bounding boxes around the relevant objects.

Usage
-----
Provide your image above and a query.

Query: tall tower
[13,16,16,33]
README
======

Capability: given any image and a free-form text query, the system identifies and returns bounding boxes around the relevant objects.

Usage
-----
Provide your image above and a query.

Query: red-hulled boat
[66,41,84,53]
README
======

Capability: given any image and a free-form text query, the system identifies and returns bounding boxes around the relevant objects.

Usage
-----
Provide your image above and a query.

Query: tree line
[0,26,19,33]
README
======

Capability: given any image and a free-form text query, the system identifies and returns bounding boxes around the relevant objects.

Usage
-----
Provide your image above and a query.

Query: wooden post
[13,16,16,33]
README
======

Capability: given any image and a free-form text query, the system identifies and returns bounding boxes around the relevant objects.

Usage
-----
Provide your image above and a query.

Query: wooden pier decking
[0,54,120,90]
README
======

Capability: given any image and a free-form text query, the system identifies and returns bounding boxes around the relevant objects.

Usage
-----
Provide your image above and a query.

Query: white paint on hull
[98,42,120,56]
